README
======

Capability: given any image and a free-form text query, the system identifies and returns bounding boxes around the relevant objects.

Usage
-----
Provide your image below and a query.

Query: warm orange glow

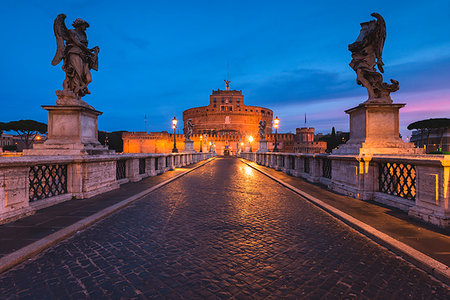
[172,117,178,129]
[240,142,244,146]
[248,136,254,143]
[274,116,279,129]
[35,136,41,140]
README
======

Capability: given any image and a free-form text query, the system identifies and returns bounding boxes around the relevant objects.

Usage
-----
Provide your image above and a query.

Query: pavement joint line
[0,157,216,275]
[241,159,450,285]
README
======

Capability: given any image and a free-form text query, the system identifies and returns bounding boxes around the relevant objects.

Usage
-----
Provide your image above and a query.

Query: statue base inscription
[183,140,196,153]
[257,140,268,153]
[333,102,424,155]
[24,92,112,156]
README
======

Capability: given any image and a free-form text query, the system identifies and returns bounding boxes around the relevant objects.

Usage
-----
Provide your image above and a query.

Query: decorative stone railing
[0,152,214,224]
[239,152,450,229]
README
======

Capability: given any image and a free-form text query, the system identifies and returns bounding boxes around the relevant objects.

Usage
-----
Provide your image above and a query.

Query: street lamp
[172,117,178,153]
[209,141,212,152]
[273,116,279,152]
[200,135,203,152]
[249,136,254,152]
[240,142,244,152]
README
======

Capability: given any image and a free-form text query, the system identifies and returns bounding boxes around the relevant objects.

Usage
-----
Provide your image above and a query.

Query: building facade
[292,128,327,153]
[183,87,273,136]
[123,83,325,155]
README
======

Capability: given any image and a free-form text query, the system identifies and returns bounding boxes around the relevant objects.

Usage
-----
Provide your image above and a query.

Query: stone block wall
[0,152,215,224]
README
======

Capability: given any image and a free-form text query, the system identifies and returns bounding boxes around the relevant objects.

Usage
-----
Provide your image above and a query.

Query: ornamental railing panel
[29,164,67,202]
[322,158,332,179]
[116,159,126,180]
[378,162,416,201]
[139,158,146,175]
[304,158,310,174]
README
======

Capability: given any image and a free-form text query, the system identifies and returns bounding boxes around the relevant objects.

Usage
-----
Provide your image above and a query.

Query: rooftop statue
[348,13,398,103]
[184,119,194,141]
[258,120,267,140]
[52,14,99,99]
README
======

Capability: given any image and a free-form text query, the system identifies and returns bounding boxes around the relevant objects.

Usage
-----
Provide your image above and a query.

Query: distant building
[183,86,273,136]
[123,82,323,154]
[292,128,326,153]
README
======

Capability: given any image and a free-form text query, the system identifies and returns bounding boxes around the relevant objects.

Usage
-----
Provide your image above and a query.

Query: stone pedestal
[183,140,196,153]
[257,139,268,153]
[333,103,424,155]
[24,91,112,156]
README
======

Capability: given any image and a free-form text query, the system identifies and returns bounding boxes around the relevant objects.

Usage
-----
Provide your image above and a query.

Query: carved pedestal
[333,103,423,155]
[257,140,268,153]
[24,91,112,156]
[183,140,196,153]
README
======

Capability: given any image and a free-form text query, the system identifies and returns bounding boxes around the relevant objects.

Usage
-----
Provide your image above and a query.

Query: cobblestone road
[0,157,448,299]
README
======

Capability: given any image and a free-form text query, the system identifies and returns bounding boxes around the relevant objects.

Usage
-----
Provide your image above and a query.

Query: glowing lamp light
[172,117,178,129]
[36,136,41,140]
[248,136,254,143]
[274,116,279,129]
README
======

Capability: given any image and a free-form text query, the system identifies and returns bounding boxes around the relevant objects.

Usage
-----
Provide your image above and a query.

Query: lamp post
[273,116,279,152]
[249,136,254,152]
[200,135,203,152]
[240,142,244,153]
[209,141,212,152]
[172,117,178,153]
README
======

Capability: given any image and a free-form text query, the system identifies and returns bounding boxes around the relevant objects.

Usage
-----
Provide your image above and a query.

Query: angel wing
[371,13,386,73]
[51,14,70,66]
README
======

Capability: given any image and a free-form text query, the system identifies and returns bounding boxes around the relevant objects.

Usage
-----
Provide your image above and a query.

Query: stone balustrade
[0,152,214,224]
[239,152,450,228]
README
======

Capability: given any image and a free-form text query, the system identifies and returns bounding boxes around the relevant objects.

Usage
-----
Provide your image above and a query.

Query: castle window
[237,99,240,102]
[229,98,232,103]
[222,98,224,103]
[245,109,247,111]
[214,98,216,102]
[251,110,253,112]
[261,110,265,113]
[237,103,240,107]
[214,103,216,107]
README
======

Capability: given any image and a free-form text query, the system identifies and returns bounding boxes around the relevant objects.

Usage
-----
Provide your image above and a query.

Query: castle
[123,82,325,155]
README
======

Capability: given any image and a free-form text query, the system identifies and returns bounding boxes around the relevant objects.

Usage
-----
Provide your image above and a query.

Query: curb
[241,159,450,286]
[0,157,216,274]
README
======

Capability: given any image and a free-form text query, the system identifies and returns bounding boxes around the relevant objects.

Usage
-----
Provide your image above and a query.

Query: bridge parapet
[239,152,450,229]
[0,152,215,224]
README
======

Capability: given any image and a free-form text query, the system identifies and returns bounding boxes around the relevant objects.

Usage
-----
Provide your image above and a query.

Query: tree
[0,120,47,150]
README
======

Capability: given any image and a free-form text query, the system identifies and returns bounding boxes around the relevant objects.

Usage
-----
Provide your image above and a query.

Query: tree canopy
[0,120,47,149]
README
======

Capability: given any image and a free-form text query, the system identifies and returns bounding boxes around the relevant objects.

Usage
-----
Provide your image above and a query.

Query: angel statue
[258,120,267,140]
[348,13,399,103]
[184,119,194,141]
[52,14,99,100]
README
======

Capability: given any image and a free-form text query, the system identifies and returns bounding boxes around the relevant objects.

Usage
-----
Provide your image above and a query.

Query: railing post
[127,158,140,182]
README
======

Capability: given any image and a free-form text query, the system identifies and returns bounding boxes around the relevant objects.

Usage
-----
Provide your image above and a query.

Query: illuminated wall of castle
[183,88,273,136]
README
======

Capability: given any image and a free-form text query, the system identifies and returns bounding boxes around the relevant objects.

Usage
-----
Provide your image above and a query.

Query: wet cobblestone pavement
[0,157,448,299]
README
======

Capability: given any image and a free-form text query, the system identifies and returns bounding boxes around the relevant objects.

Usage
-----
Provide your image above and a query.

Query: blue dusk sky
[1,0,449,137]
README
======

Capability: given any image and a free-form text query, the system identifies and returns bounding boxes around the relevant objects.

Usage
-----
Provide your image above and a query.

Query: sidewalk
[0,158,214,272]
[242,159,450,282]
